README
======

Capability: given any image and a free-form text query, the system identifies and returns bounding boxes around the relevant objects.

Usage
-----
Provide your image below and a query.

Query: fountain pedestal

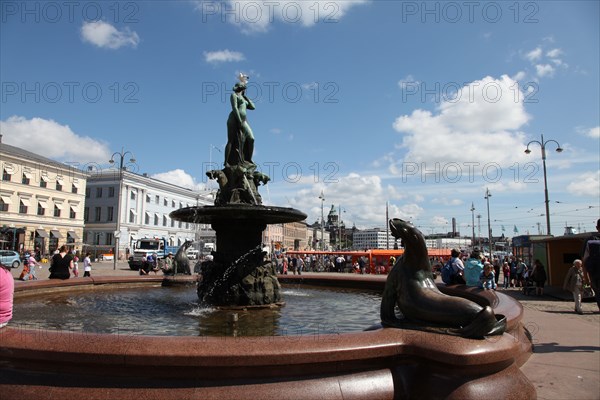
[170,205,306,306]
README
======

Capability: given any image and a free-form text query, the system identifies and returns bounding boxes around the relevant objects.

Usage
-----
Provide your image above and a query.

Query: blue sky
[1,1,599,236]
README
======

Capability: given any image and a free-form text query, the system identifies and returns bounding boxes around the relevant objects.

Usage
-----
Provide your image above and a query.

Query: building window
[84,207,89,221]
[146,194,151,203]
[130,191,136,200]
[70,207,76,219]
[163,215,167,226]
[106,232,114,246]
[22,174,30,185]
[85,188,90,197]
[154,214,159,225]
[144,213,150,225]
[0,199,8,212]
[129,210,135,223]
[107,206,114,222]
[171,219,174,227]
[19,200,28,214]
[155,195,159,204]
[2,169,11,181]
[178,221,182,228]
[56,181,62,191]
[54,205,61,217]
[71,184,78,194]
[94,233,101,246]
[95,207,101,222]
[164,199,168,206]
[172,200,175,208]
[108,187,115,197]
[96,187,103,198]
[40,180,47,188]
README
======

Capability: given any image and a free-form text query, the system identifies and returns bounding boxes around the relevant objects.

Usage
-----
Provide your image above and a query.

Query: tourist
[83,253,92,277]
[581,219,600,312]
[297,256,304,275]
[530,259,547,296]
[479,263,497,290]
[49,245,74,280]
[563,259,585,314]
[0,261,14,329]
[515,258,528,288]
[502,262,511,289]
[28,251,41,280]
[509,257,517,287]
[493,256,501,285]
[282,257,288,275]
[464,250,484,287]
[162,252,174,274]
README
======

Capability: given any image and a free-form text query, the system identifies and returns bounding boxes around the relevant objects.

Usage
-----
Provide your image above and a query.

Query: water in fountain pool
[12,285,382,337]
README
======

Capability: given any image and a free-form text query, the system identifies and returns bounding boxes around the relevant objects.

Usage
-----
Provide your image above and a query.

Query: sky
[1,0,599,238]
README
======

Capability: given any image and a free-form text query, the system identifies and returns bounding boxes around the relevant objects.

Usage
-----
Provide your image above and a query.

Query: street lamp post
[525,134,563,235]
[470,202,475,249]
[318,190,325,250]
[109,148,136,270]
[485,188,492,258]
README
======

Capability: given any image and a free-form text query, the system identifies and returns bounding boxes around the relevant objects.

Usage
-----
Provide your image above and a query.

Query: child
[72,255,79,277]
[502,262,511,289]
[480,263,497,290]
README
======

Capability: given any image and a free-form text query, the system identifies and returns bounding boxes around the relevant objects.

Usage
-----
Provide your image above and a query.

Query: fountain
[0,76,536,399]
[170,74,306,307]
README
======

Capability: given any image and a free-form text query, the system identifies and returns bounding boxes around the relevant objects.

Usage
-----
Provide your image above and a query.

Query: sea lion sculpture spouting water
[380,219,506,339]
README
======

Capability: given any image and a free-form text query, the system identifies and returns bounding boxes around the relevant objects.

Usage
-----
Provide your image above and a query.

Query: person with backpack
[582,219,600,312]
[463,250,484,287]
[441,249,465,285]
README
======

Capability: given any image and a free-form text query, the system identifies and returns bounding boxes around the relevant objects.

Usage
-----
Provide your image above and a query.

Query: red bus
[285,248,452,274]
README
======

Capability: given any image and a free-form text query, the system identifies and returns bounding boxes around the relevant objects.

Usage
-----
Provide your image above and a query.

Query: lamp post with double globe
[109,148,136,270]
[525,134,563,235]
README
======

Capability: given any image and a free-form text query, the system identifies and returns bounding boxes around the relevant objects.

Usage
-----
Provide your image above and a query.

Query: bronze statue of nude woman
[225,76,255,168]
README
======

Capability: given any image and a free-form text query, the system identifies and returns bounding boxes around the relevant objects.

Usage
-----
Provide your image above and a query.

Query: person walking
[531,259,547,296]
[563,259,585,314]
[582,219,600,312]
[83,253,92,277]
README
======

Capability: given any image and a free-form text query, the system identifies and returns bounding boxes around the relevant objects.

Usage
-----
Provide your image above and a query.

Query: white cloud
[393,75,530,168]
[80,21,139,49]
[535,64,555,77]
[585,126,600,139]
[197,0,368,34]
[203,49,245,64]
[512,71,526,81]
[566,171,600,197]
[525,47,543,62]
[151,169,206,191]
[0,116,112,163]
[546,48,562,58]
[398,74,419,89]
[284,172,424,229]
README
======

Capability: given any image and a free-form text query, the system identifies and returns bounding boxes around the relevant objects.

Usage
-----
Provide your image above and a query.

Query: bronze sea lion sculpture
[380,218,506,339]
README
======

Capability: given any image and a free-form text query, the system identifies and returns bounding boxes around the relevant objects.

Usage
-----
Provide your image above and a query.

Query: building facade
[352,228,395,250]
[0,141,88,256]
[84,170,214,260]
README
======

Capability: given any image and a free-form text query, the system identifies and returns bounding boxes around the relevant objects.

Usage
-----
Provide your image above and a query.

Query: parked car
[0,250,22,269]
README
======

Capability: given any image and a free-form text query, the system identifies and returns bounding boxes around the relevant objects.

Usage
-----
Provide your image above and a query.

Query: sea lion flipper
[456,306,504,339]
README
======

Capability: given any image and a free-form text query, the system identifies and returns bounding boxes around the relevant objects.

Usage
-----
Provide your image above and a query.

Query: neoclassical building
[84,170,214,260]
[0,140,88,256]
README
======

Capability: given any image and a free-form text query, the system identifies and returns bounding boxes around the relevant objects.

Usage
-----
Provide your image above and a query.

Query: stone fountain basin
[0,275,534,400]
